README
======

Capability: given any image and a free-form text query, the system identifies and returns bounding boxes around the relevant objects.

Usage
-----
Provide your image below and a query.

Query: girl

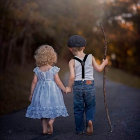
[26,45,68,135]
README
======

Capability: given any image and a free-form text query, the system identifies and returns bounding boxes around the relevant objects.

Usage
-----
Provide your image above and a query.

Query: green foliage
[102,0,140,75]
[0,0,139,75]
[107,67,140,89]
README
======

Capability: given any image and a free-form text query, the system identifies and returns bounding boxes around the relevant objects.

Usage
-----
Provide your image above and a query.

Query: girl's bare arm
[29,74,37,101]
[92,56,108,72]
[54,73,66,92]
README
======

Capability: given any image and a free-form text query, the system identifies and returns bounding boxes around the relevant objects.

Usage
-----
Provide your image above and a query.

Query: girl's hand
[66,87,72,93]
[29,94,32,102]
[103,58,108,66]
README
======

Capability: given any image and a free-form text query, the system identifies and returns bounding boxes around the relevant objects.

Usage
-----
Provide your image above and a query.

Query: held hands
[62,87,71,94]
[65,87,72,94]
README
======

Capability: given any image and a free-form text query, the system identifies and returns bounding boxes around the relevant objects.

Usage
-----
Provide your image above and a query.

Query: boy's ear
[69,48,72,52]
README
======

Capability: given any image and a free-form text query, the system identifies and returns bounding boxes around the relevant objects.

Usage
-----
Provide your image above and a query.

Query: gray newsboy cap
[67,35,86,48]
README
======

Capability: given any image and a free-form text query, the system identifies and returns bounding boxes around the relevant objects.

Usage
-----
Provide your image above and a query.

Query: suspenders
[73,54,88,80]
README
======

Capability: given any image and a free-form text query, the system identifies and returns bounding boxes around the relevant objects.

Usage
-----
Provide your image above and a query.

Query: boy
[66,35,108,135]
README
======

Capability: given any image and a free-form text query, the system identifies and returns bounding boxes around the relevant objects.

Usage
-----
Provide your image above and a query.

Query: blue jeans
[73,80,96,133]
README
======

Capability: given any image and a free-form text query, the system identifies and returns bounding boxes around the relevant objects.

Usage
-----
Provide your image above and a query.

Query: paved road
[0,71,140,140]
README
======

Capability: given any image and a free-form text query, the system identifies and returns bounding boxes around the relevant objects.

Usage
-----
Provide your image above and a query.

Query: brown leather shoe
[86,120,93,135]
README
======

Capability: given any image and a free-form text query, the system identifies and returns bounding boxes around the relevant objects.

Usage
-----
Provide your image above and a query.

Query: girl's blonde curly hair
[34,45,57,66]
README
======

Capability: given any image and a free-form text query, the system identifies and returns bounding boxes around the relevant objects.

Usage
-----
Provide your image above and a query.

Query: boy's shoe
[86,120,93,135]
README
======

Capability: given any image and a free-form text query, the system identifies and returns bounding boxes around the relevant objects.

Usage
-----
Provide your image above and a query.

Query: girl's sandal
[86,120,93,136]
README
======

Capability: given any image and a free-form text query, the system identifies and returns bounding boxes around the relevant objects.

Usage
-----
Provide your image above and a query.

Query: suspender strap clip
[81,61,85,66]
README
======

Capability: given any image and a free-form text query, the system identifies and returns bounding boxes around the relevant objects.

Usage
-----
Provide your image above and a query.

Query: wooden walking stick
[100,23,112,132]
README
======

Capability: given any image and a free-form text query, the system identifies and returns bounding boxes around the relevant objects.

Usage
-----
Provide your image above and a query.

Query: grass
[106,67,140,89]
[0,65,33,115]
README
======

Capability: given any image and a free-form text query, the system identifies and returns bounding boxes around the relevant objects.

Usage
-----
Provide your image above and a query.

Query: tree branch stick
[100,23,112,132]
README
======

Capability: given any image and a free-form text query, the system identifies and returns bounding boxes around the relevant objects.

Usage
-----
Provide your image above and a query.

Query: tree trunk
[5,37,17,69]
[21,38,28,66]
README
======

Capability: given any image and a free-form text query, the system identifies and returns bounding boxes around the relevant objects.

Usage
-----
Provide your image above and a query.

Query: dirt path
[0,71,140,140]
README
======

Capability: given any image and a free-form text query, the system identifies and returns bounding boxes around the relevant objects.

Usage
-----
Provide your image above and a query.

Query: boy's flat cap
[67,35,86,48]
